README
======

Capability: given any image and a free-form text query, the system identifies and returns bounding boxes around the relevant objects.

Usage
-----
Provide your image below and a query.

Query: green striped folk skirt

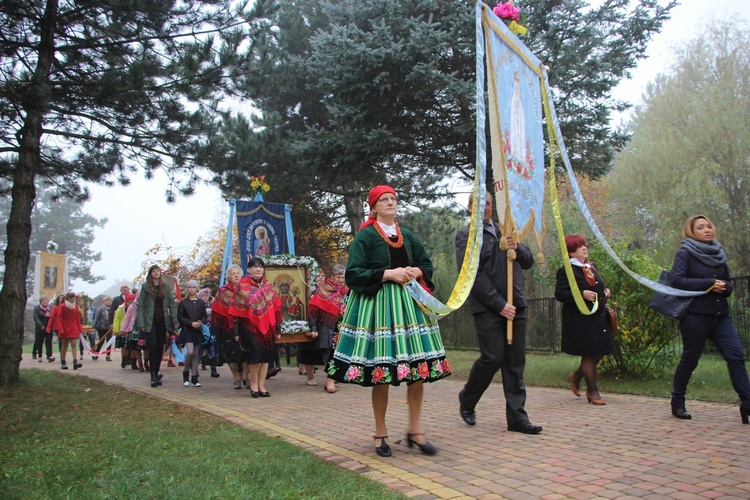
[326,282,451,387]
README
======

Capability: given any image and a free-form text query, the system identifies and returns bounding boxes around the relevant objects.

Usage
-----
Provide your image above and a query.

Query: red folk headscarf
[359,185,397,230]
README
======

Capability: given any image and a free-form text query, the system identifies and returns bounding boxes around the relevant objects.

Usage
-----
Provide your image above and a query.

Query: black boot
[210,366,220,378]
[150,372,158,387]
[183,370,190,387]
[671,400,692,420]
[190,375,201,387]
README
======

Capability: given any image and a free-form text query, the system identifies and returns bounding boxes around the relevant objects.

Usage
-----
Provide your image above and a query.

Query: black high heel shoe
[406,433,437,456]
[250,390,260,398]
[741,406,749,424]
[373,435,391,457]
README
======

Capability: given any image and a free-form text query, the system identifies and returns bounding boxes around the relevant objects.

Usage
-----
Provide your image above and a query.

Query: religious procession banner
[482,4,545,254]
[477,2,705,308]
[236,200,291,268]
[33,251,67,302]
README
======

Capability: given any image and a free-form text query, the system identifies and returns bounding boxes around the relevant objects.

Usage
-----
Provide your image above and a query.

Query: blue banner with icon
[236,201,289,268]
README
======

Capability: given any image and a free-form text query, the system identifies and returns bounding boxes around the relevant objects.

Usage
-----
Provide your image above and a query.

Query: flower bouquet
[493,1,527,36]
[280,320,310,335]
[277,320,312,344]
[250,176,271,198]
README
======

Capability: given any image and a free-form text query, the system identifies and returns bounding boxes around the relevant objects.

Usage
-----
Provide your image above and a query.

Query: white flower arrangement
[280,320,310,335]
[261,254,322,292]
[46,240,58,253]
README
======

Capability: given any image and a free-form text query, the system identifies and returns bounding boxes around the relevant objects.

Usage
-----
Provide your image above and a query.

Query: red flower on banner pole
[493,1,528,36]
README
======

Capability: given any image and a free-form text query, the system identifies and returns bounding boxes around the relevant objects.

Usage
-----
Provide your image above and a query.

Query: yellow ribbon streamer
[541,75,596,316]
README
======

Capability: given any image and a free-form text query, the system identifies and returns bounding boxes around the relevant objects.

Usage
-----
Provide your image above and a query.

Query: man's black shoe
[507,421,543,434]
[458,393,476,426]
[460,407,476,426]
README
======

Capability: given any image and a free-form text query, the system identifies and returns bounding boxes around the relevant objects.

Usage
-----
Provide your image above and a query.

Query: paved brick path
[24,354,750,499]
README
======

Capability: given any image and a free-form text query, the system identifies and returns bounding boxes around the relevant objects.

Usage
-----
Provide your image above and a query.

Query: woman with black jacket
[669,215,750,423]
[33,297,55,363]
[555,235,615,406]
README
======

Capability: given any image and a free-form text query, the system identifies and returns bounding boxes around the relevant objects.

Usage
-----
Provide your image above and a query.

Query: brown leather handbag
[606,305,618,333]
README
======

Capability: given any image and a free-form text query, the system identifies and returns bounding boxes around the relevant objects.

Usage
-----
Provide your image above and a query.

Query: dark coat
[109,294,125,320]
[178,298,208,345]
[555,265,615,356]
[455,223,533,315]
[33,305,51,334]
[670,247,733,316]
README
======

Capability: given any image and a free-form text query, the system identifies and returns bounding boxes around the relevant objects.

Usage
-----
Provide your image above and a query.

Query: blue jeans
[672,313,750,406]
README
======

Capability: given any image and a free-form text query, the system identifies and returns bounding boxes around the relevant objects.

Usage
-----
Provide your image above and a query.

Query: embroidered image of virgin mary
[504,71,535,180]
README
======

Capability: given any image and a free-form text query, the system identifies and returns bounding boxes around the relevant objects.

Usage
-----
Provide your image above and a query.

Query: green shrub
[587,243,681,377]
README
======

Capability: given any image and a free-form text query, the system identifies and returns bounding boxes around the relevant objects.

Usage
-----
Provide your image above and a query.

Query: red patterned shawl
[309,278,349,328]
[229,276,282,347]
[211,281,237,334]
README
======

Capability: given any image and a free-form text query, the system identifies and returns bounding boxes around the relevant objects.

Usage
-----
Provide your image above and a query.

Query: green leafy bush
[586,243,681,378]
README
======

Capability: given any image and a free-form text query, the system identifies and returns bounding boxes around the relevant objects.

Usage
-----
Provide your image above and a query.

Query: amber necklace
[374,220,404,249]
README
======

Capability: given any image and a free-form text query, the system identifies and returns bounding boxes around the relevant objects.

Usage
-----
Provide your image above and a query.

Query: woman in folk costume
[300,263,348,393]
[212,264,246,389]
[327,185,450,458]
[230,257,283,397]
[51,292,83,370]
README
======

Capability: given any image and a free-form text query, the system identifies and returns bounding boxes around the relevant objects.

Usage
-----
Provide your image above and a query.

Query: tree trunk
[343,191,366,237]
[0,0,57,386]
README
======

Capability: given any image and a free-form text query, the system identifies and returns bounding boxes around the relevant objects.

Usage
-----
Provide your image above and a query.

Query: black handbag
[649,270,693,320]
[222,340,245,363]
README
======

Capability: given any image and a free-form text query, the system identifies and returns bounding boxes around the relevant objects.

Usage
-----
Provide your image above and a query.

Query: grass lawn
[0,369,402,499]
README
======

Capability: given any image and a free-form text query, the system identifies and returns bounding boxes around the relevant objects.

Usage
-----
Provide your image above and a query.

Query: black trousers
[33,330,53,358]
[146,322,167,375]
[460,309,529,426]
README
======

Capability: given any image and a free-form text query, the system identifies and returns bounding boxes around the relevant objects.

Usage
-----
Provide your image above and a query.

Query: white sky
[71,0,750,297]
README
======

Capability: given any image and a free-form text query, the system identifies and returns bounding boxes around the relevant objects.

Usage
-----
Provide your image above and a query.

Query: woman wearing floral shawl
[230,257,282,397]
[300,264,348,393]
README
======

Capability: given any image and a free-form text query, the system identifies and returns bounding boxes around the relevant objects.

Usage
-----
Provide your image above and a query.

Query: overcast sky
[70,0,750,297]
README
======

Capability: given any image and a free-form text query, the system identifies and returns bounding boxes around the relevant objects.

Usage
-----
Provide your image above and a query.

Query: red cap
[125,293,136,302]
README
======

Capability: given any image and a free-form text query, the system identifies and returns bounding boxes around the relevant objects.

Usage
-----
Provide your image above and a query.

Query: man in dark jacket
[455,191,542,434]
[109,283,130,319]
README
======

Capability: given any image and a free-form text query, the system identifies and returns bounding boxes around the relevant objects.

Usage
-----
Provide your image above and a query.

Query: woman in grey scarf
[669,215,750,423]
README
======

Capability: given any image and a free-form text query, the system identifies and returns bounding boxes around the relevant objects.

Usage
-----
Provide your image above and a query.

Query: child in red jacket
[51,292,83,370]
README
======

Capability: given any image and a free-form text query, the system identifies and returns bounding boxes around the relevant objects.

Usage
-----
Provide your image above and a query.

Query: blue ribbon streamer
[541,73,704,298]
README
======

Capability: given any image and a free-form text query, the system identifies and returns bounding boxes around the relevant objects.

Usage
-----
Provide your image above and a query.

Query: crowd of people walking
[30,186,749,459]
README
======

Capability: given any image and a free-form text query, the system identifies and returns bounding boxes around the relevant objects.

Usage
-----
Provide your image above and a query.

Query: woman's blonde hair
[684,215,716,240]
